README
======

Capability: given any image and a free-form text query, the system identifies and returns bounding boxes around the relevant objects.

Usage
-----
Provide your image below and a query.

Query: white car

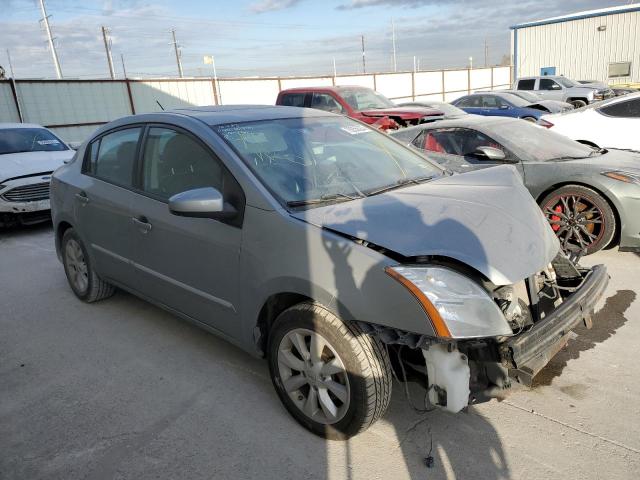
[1,123,75,227]
[538,92,640,151]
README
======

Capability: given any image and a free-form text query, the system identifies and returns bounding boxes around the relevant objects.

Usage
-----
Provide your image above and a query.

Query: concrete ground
[1,222,638,480]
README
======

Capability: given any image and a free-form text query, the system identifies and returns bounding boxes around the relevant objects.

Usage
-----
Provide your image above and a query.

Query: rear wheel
[62,228,115,302]
[268,302,392,440]
[540,185,616,255]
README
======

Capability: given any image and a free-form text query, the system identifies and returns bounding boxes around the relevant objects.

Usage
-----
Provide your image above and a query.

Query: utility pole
[391,19,397,72]
[333,57,337,79]
[361,35,366,73]
[484,38,489,67]
[120,53,127,78]
[171,29,184,78]
[101,26,115,79]
[413,55,416,73]
[6,49,15,77]
[38,0,62,78]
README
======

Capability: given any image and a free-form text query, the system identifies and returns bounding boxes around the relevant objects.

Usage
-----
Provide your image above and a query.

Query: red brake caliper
[551,205,562,232]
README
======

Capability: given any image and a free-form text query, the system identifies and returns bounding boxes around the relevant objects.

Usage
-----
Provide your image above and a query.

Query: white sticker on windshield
[37,139,60,145]
[340,125,369,135]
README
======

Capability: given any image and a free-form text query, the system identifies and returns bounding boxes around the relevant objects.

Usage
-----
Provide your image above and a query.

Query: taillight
[538,119,554,129]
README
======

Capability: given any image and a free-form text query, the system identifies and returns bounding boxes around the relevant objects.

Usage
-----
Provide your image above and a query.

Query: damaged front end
[362,254,608,413]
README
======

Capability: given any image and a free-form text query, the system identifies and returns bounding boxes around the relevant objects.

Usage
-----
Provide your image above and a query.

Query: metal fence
[0,66,512,143]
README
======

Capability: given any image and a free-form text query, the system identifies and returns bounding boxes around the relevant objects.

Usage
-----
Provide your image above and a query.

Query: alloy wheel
[543,194,604,252]
[277,328,350,425]
[64,238,89,293]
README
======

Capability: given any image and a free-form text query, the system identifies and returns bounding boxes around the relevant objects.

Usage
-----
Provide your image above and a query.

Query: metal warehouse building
[511,3,640,85]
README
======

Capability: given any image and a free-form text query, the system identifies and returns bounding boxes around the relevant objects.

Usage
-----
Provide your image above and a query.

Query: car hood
[360,106,443,119]
[291,165,559,285]
[0,150,73,182]
[559,149,640,167]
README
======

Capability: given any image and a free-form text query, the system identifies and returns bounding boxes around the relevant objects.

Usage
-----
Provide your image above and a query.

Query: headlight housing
[601,170,640,185]
[385,265,513,339]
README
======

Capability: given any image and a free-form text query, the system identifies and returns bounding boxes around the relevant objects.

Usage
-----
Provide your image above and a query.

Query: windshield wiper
[286,192,361,208]
[365,175,437,196]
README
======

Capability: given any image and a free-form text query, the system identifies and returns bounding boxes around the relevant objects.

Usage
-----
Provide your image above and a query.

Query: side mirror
[474,146,507,161]
[168,187,236,219]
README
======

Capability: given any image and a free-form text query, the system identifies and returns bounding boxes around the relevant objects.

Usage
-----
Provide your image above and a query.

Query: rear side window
[455,96,481,108]
[598,98,640,118]
[280,93,306,107]
[86,128,141,187]
[517,79,535,90]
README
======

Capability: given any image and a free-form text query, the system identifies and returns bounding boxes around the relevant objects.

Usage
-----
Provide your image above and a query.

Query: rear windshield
[0,128,68,155]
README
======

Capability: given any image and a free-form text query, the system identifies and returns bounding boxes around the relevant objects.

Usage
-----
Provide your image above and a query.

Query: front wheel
[570,99,587,108]
[268,302,392,440]
[540,185,616,255]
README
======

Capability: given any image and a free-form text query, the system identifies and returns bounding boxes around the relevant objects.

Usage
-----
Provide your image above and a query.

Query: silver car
[51,106,608,439]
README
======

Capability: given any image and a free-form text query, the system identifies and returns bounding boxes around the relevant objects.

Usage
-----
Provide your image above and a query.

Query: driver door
[538,78,564,101]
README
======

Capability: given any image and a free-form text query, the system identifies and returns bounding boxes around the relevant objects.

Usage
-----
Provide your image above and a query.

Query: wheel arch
[55,220,74,260]
[536,181,621,247]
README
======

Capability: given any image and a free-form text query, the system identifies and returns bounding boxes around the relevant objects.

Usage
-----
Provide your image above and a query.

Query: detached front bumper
[499,264,608,385]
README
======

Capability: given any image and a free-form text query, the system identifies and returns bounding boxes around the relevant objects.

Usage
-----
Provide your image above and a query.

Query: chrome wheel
[277,328,350,425]
[64,238,89,293]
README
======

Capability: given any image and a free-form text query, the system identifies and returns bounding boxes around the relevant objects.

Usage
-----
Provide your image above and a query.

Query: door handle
[131,216,152,233]
[75,191,89,205]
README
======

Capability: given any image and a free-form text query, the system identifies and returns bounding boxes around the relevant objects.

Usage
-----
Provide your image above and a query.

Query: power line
[38,0,62,79]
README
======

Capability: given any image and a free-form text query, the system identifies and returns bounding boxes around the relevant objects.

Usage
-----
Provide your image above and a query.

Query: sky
[0,0,625,79]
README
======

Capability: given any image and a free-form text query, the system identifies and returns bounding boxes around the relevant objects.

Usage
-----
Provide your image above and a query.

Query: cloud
[249,0,302,14]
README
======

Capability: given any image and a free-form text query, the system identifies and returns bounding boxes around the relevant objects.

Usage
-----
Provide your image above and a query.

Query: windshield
[214,116,444,207]
[498,93,531,107]
[0,128,68,155]
[423,103,466,116]
[486,121,596,162]
[557,77,575,88]
[339,88,395,110]
[509,91,539,103]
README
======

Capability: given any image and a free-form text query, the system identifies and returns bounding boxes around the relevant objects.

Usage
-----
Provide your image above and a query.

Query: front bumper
[499,264,608,385]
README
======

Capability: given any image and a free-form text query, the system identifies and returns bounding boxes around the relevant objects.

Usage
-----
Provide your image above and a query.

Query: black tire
[61,228,115,302]
[539,185,616,255]
[268,302,392,440]
[569,99,587,108]
[522,116,537,122]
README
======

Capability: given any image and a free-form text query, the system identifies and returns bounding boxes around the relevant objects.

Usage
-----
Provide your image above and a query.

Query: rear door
[128,125,245,338]
[77,127,142,284]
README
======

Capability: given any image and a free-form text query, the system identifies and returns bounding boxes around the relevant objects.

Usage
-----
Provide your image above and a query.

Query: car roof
[391,115,518,137]
[162,105,334,126]
[279,85,372,94]
[0,123,46,129]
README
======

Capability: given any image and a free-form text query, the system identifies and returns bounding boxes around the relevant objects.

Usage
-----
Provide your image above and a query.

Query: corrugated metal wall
[0,66,511,143]
[516,11,640,84]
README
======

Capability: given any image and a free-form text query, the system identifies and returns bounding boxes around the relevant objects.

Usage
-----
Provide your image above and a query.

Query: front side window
[416,128,506,157]
[339,88,395,110]
[280,93,306,107]
[0,128,68,155]
[88,127,141,187]
[598,98,640,118]
[540,79,561,91]
[310,93,345,114]
[517,79,535,90]
[214,117,444,206]
[141,127,224,200]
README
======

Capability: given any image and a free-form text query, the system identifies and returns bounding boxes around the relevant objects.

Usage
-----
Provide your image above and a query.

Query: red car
[276,86,443,130]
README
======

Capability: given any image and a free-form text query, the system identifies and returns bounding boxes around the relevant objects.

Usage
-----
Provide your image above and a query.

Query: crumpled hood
[0,150,73,182]
[527,100,570,114]
[360,106,443,119]
[292,165,560,285]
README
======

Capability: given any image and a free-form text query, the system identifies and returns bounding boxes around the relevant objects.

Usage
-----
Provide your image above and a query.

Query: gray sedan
[51,106,607,439]
[391,115,640,255]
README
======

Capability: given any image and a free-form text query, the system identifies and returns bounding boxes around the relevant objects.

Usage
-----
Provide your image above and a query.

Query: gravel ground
[1,223,638,480]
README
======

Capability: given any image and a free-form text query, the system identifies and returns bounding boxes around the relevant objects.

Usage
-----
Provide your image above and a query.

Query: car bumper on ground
[499,264,609,385]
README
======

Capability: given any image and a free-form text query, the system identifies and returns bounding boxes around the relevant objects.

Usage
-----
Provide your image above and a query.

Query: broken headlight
[385,266,513,339]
